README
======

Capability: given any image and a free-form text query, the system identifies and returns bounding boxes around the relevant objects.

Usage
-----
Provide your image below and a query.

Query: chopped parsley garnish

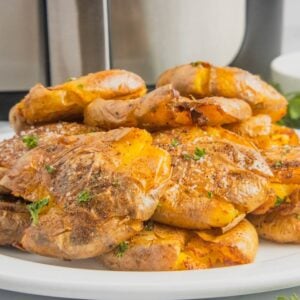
[275,196,285,207]
[116,241,129,258]
[27,198,49,225]
[193,147,206,160]
[296,215,300,220]
[171,138,180,147]
[112,180,120,187]
[207,191,213,199]
[277,293,300,300]
[22,135,38,149]
[77,190,91,203]
[182,153,192,160]
[144,220,154,231]
[190,61,202,67]
[273,160,283,168]
[45,165,55,174]
[77,83,84,89]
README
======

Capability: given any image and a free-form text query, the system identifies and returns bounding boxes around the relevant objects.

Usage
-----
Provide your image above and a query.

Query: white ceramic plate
[0,122,300,300]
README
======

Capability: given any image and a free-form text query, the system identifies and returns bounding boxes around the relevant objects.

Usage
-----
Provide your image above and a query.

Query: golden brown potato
[225,114,272,138]
[263,146,300,184]
[99,220,258,271]
[0,122,99,181]
[156,62,287,122]
[10,70,146,133]
[226,117,298,150]
[249,188,300,243]
[84,85,252,130]
[0,128,171,259]
[0,196,31,246]
[151,126,272,230]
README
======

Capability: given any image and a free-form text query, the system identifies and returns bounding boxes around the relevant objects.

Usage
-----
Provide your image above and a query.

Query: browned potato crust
[263,146,300,184]
[0,197,31,246]
[249,189,300,243]
[10,70,146,132]
[84,85,252,130]
[156,62,287,122]
[0,128,171,259]
[99,220,258,271]
[227,118,298,150]
[0,122,99,178]
[151,126,272,230]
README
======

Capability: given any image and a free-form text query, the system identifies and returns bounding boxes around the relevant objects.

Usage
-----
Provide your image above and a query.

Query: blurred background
[0,0,299,119]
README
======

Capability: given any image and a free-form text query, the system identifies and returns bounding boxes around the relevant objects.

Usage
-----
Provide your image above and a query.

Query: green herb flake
[171,138,180,147]
[182,153,192,161]
[112,180,120,187]
[277,293,300,300]
[193,147,206,161]
[275,196,285,207]
[207,191,213,199]
[296,215,300,220]
[22,135,38,149]
[190,61,203,67]
[77,83,84,89]
[27,198,49,225]
[116,241,129,258]
[77,190,91,203]
[45,165,55,174]
[273,160,283,168]
[144,220,154,231]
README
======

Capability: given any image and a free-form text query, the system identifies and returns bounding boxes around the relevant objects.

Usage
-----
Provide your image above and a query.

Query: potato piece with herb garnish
[263,146,300,184]
[249,188,300,243]
[0,128,171,259]
[10,69,146,133]
[151,126,272,230]
[99,220,258,271]
[156,61,287,122]
[0,122,99,186]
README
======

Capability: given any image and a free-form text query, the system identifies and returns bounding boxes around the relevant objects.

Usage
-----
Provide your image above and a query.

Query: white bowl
[271,52,300,94]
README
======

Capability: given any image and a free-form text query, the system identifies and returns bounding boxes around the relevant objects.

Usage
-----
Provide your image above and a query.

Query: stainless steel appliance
[0,0,283,119]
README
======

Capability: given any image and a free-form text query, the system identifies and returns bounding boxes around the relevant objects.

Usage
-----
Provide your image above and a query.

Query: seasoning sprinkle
[144,220,154,231]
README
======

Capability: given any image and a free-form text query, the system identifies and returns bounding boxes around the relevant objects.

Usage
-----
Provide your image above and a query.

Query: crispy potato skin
[156,62,287,122]
[226,117,298,150]
[0,123,99,178]
[0,198,31,245]
[10,70,146,133]
[84,85,252,130]
[0,128,171,259]
[263,146,300,184]
[249,189,300,243]
[151,126,272,230]
[99,220,258,271]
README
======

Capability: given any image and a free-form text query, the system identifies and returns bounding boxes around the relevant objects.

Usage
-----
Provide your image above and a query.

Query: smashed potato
[157,62,287,122]
[10,70,146,132]
[84,85,252,130]
[99,220,258,271]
